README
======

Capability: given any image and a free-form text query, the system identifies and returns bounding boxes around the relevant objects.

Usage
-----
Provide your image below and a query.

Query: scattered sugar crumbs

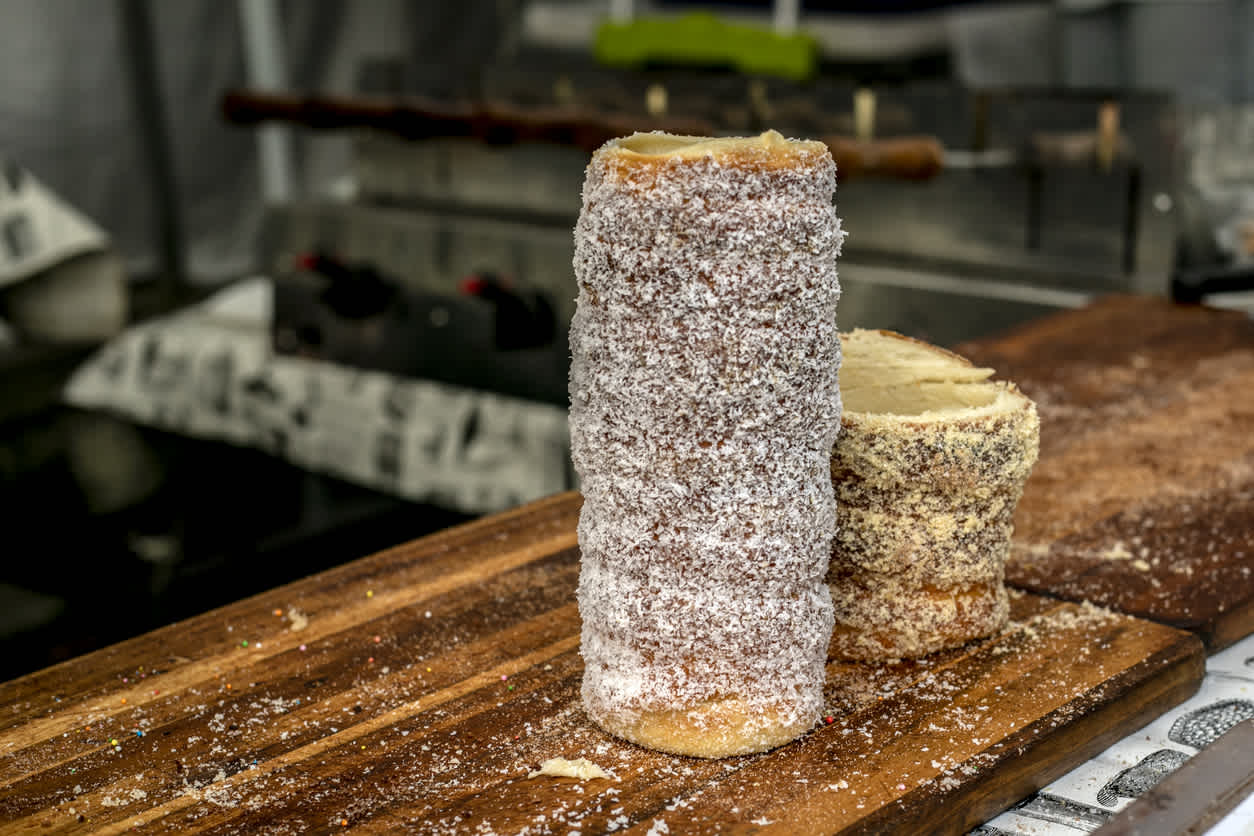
[32,597,1131,834]
[286,607,309,631]
[1027,599,1120,633]
[995,599,1122,656]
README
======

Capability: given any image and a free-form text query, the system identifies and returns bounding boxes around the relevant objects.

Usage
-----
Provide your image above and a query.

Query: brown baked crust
[828,329,1039,660]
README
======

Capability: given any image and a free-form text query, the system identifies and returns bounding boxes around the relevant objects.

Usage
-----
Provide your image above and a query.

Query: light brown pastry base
[599,130,830,176]
[828,580,1009,661]
[828,329,1038,662]
[588,696,812,758]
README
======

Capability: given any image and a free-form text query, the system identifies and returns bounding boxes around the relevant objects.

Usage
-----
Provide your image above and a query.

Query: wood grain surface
[0,492,1203,835]
[956,295,1254,650]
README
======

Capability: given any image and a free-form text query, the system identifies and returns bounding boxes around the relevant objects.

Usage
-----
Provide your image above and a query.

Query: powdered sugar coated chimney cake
[569,131,844,757]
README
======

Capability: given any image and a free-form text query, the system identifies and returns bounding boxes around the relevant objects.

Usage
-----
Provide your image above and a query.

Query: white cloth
[64,277,571,515]
[0,157,109,289]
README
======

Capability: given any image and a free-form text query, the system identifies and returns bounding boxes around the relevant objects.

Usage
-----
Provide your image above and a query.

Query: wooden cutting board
[957,295,1254,650]
[0,493,1202,835]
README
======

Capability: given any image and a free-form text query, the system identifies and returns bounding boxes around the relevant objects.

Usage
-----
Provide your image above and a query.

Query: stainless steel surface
[261,201,579,326]
[351,80,1179,298]
[250,79,1188,354]
[261,200,1083,350]
[839,261,1087,347]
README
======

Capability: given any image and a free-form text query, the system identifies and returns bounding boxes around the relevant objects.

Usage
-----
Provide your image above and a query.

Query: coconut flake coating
[570,132,843,757]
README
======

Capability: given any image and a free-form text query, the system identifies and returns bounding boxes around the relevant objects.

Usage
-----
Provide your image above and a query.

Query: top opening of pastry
[609,130,815,158]
[843,382,999,416]
[839,329,1002,417]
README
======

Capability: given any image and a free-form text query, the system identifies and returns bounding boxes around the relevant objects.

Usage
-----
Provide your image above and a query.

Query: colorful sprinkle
[120,698,127,705]
[366,590,374,598]
[299,644,307,652]
[823,716,835,725]
[373,635,381,643]
[368,657,375,664]
[273,608,283,617]
[136,731,144,737]
[241,640,249,648]
[500,675,508,681]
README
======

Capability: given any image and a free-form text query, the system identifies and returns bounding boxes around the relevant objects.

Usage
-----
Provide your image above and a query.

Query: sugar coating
[570,131,843,756]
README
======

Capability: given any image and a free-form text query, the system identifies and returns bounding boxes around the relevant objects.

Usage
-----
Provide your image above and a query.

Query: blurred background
[2,0,1253,679]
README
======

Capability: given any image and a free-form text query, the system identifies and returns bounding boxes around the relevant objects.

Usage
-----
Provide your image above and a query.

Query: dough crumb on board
[286,607,309,631]
[528,757,612,781]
